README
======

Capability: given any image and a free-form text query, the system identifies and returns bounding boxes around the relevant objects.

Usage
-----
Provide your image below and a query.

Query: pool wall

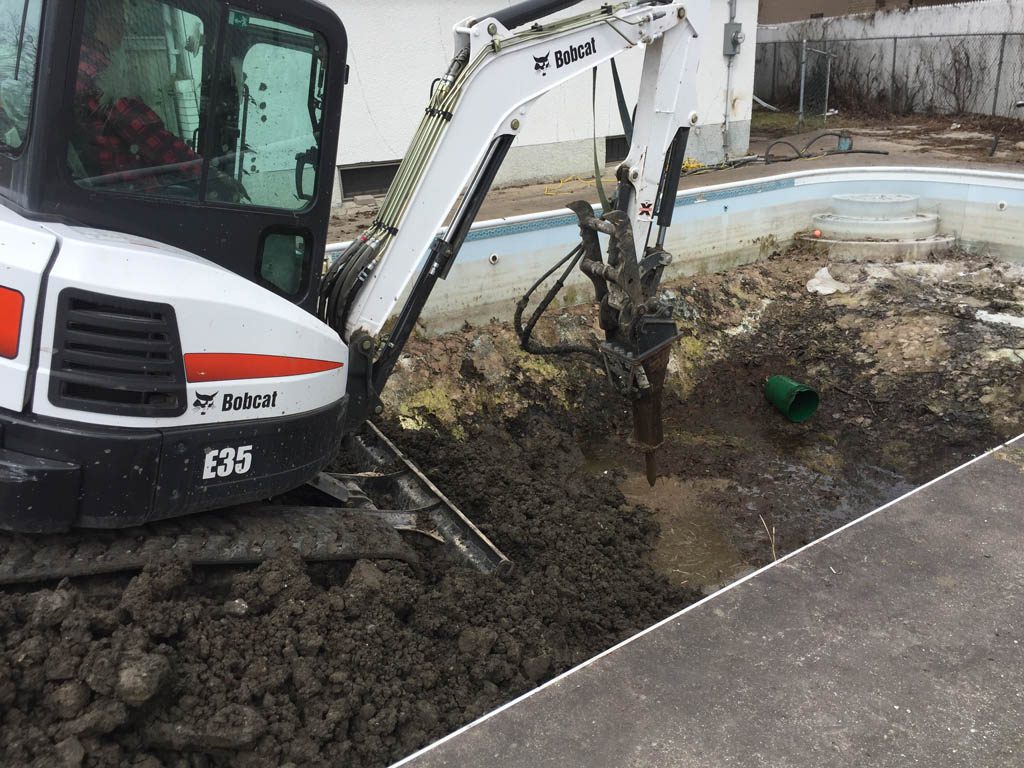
[327,166,1024,332]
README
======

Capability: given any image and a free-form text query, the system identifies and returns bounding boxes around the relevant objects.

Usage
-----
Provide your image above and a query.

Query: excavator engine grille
[48,289,187,417]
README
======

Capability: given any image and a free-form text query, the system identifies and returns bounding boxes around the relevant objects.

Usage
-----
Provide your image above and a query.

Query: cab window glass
[0,0,43,152]
[260,232,309,295]
[69,0,209,199]
[68,1,326,212]
[210,10,326,210]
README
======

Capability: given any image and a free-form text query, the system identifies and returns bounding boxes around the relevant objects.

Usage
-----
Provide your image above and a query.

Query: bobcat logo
[193,392,218,415]
[534,53,550,76]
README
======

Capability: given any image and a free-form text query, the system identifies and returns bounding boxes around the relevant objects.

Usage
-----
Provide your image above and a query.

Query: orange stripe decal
[184,352,344,383]
[0,286,24,360]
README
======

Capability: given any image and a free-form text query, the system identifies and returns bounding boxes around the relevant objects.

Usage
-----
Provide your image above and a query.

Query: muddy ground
[4,245,1024,767]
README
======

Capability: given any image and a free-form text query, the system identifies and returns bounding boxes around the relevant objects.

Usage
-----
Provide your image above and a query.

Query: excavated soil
[4,246,1024,767]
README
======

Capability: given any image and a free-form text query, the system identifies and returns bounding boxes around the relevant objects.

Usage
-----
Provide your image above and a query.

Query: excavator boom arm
[323,1,701,342]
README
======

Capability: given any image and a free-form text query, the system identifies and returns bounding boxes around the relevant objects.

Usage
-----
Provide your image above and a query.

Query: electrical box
[723,22,744,56]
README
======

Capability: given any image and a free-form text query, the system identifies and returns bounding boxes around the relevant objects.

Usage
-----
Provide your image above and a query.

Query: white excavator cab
[0,0,352,530]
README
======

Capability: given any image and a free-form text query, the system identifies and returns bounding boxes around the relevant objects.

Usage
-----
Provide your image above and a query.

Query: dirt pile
[1,415,694,767]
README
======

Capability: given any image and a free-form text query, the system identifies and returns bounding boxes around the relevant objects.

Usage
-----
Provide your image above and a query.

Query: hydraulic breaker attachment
[601,320,677,485]
[568,201,682,485]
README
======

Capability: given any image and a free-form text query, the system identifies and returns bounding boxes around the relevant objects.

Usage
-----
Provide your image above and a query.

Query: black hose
[765,133,889,165]
[475,0,585,30]
[764,140,803,164]
[322,238,361,286]
[320,240,363,319]
[802,131,845,153]
[514,245,602,360]
[334,245,382,332]
[514,246,580,347]
[320,239,375,335]
[521,247,583,344]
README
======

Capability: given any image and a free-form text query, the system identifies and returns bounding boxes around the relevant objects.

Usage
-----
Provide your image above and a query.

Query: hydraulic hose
[764,133,889,165]
[478,0,585,30]
[514,245,602,360]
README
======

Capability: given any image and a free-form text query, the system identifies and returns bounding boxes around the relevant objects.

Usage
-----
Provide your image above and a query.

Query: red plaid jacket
[74,38,200,188]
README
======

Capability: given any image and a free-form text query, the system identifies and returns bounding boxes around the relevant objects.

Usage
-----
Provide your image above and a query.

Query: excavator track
[0,423,511,586]
[0,508,413,586]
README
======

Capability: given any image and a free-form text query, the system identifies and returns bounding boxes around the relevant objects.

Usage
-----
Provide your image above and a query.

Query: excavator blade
[632,345,670,486]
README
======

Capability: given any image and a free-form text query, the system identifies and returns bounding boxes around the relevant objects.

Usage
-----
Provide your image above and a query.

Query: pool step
[805,192,954,261]
[830,192,920,219]
[812,212,940,240]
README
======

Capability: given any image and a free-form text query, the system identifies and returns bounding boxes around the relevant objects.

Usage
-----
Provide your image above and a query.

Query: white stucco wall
[322,0,757,184]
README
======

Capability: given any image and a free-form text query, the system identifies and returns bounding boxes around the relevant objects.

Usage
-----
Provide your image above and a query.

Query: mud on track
[3,246,1024,767]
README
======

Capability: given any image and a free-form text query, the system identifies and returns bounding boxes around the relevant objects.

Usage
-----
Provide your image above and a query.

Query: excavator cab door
[0,0,346,313]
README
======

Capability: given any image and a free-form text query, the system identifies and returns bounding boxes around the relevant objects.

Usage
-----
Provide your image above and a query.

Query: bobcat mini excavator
[0,0,705,581]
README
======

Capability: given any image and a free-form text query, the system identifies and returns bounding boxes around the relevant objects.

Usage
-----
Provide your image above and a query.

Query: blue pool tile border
[464,178,798,242]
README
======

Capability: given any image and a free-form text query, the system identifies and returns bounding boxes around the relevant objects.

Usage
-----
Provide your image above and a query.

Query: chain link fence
[755,33,1024,127]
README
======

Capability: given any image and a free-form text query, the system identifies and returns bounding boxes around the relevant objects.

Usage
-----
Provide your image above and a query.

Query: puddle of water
[583,444,913,594]
[843,465,917,513]
[736,458,914,527]
[583,448,748,589]
[620,473,748,590]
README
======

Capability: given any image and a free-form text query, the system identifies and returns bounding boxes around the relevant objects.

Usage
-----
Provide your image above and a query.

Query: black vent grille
[49,289,187,417]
